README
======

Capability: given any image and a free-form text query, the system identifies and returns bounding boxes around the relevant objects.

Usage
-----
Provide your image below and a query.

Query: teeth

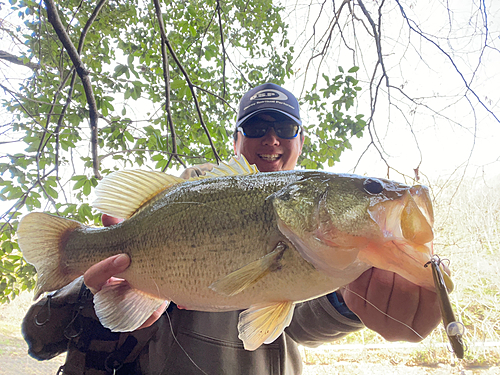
[259,154,280,161]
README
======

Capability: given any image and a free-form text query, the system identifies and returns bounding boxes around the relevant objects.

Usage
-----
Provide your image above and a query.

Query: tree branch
[152,0,185,171]
[44,0,102,179]
[0,50,40,69]
[194,84,236,112]
[53,0,109,176]
[164,35,222,163]
[98,149,199,163]
[216,0,227,98]
[1,84,50,133]
[395,0,499,124]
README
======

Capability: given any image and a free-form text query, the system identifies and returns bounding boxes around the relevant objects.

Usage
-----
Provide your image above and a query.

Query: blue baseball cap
[236,83,302,128]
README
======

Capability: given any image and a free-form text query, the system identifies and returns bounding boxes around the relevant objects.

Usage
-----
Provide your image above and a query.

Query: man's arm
[287,267,441,347]
[285,295,364,347]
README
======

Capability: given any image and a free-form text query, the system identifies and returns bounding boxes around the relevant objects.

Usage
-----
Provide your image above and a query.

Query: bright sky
[282,0,500,183]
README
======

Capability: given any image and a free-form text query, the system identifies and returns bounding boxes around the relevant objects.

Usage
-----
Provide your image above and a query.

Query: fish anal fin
[209,242,287,296]
[93,279,168,332]
[93,170,185,219]
[238,301,295,351]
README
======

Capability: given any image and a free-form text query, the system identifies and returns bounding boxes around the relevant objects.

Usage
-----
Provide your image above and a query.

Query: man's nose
[261,128,280,146]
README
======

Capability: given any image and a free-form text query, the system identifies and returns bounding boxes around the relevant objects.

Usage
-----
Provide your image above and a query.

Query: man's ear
[298,133,305,155]
[233,138,239,155]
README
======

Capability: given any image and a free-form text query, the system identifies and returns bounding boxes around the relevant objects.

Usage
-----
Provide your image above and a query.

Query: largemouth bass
[18,157,442,351]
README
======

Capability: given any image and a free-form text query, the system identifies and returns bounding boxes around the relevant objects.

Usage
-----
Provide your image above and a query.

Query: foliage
[301,67,365,169]
[0,0,366,301]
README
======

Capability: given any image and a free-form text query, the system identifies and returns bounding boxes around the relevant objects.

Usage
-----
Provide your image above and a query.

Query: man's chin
[256,162,283,172]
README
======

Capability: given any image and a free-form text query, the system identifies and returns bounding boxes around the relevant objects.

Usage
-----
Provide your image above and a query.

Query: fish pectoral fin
[93,170,185,219]
[93,279,168,332]
[238,301,295,351]
[209,243,287,296]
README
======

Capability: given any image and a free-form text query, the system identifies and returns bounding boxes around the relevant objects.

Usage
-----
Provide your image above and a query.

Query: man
[24,83,440,374]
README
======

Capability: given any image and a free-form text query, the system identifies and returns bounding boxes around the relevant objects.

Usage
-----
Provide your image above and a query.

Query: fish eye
[363,178,384,195]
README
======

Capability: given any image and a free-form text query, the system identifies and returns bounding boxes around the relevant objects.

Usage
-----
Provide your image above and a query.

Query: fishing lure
[425,255,465,359]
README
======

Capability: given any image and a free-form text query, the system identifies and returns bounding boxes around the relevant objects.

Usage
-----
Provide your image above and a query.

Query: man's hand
[101,214,123,227]
[179,162,215,179]
[83,214,167,329]
[340,268,441,342]
[85,163,209,329]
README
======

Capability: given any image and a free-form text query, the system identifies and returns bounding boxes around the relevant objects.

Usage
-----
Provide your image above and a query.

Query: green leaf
[44,184,58,199]
[113,64,129,78]
[82,181,92,196]
[171,79,185,89]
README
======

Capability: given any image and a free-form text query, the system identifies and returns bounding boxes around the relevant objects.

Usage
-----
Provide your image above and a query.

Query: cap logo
[250,89,288,101]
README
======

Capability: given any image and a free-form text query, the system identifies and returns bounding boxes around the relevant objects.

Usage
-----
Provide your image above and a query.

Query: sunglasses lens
[240,120,300,139]
[242,124,268,138]
[274,123,299,139]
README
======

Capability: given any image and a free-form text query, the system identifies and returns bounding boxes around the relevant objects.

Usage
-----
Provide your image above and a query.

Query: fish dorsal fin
[93,170,185,219]
[190,155,259,181]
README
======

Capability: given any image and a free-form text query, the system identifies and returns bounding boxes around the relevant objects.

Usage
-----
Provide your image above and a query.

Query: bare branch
[395,0,499,124]
[298,0,350,95]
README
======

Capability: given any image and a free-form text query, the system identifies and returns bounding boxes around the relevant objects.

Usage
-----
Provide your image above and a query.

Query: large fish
[18,157,442,351]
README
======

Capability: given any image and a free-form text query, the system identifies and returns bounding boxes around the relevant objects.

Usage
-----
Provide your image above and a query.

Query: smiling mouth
[258,154,281,161]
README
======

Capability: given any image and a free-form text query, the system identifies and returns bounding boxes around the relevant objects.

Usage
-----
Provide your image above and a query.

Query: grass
[432,176,500,353]
[0,176,499,374]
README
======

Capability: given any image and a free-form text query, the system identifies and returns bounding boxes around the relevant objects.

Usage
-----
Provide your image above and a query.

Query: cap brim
[236,108,302,128]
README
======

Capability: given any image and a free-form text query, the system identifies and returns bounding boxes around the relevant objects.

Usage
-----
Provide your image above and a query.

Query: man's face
[233,113,304,172]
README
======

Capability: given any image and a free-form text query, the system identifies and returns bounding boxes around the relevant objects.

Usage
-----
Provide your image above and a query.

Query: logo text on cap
[250,89,288,101]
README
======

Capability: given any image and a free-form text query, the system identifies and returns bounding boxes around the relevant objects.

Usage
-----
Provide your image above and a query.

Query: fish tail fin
[17,212,83,299]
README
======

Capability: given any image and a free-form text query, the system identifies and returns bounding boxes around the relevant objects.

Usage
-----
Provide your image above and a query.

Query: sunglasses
[237,119,301,139]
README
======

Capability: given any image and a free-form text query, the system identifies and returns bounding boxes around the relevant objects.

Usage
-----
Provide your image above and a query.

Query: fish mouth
[360,185,437,291]
[258,154,281,162]
[369,185,434,246]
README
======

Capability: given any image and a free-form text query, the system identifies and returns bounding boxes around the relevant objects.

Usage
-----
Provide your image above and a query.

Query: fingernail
[113,254,129,267]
